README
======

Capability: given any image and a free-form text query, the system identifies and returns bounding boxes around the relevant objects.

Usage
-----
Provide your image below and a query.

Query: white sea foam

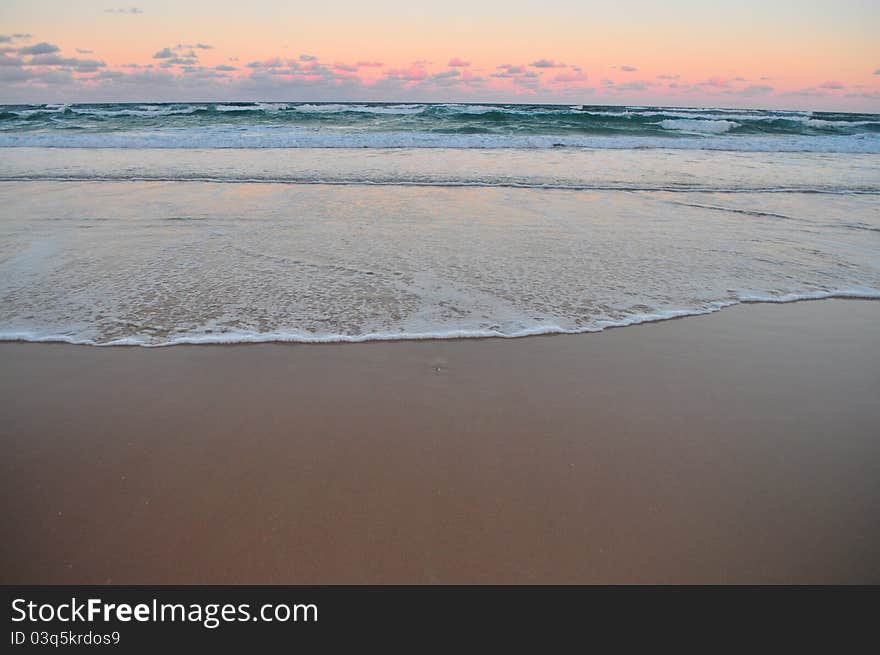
[292,103,426,114]
[8,104,70,117]
[801,118,878,128]
[1,289,877,347]
[659,119,740,133]
[214,104,264,112]
[257,102,290,112]
[68,105,208,117]
[0,180,877,347]
[621,110,876,125]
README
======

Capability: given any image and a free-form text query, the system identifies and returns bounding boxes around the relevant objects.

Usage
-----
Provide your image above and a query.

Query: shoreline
[2,298,879,584]
[2,294,879,348]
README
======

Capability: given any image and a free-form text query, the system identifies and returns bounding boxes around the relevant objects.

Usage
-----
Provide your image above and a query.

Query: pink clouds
[495,64,526,75]
[552,71,587,83]
[1,30,878,111]
[698,76,733,89]
[246,57,284,68]
[385,64,428,81]
[530,59,565,68]
[18,41,60,55]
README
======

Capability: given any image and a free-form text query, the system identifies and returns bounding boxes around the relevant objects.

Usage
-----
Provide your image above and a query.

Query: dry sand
[1,299,879,584]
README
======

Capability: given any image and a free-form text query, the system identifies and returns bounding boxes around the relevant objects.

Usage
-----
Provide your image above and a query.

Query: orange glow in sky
[1,1,878,109]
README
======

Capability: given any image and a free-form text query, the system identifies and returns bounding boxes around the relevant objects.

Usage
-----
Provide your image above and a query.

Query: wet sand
[1,299,879,584]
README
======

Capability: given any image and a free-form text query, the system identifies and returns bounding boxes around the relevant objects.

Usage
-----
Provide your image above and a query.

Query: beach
[2,102,878,586]
[2,298,878,584]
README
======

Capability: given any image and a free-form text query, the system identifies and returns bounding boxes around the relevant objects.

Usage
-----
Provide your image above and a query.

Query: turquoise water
[1,102,879,151]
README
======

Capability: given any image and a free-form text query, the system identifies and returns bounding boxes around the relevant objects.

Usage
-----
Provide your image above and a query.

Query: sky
[1,0,878,110]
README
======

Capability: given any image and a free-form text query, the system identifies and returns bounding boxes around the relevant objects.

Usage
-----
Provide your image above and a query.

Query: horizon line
[3,99,877,114]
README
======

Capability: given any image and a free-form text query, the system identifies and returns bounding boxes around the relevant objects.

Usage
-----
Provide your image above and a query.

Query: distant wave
[1,102,878,152]
[658,118,740,133]
[1,130,878,152]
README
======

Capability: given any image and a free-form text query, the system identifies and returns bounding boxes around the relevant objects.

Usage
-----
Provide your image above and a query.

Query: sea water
[0,102,878,345]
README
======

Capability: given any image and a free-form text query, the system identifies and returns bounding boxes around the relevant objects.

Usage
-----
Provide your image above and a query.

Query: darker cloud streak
[27,54,106,72]
[18,42,60,55]
[530,59,565,68]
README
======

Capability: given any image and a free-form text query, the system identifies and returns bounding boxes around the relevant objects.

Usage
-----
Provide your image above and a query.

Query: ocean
[0,102,878,345]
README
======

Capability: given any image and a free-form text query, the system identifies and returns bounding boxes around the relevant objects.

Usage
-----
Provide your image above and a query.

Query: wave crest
[659,119,740,133]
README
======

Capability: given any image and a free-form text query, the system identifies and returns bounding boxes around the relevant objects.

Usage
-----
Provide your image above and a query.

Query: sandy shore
[1,299,879,584]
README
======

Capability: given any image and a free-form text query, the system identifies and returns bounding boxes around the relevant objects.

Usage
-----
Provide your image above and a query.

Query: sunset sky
[2,0,878,110]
